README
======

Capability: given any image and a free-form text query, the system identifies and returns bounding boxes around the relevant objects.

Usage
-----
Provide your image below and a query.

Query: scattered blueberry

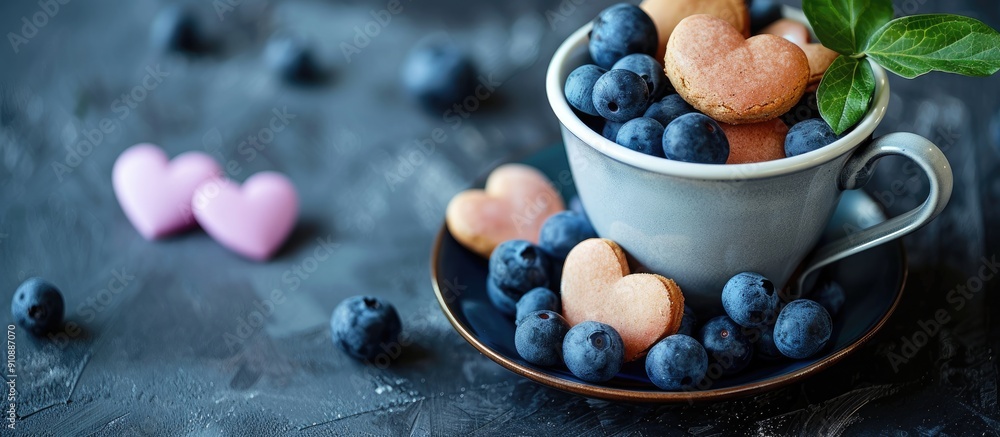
[749,0,784,34]
[722,272,779,328]
[754,324,783,361]
[401,38,478,111]
[593,69,650,122]
[12,278,64,336]
[265,35,328,84]
[663,113,730,164]
[488,240,552,316]
[563,321,625,382]
[515,310,570,366]
[698,316,753,375]
[612,54,669,102]
[812,281,845,318]
[785,119,840,157]
[678,305,697,337]
[644,94,696,127]
[773,299,832,359]
[645,335,708,390]
[538,211,598,259]
[330,296,403,361]
[603,120,625,141]
[588,3,658,69]
[515,288,562,325]
[616,117,665,157]
[151,5,210,53]
[565,65,607,116]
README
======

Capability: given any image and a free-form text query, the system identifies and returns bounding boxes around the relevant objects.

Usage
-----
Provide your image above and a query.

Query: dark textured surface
[0,0,998,435]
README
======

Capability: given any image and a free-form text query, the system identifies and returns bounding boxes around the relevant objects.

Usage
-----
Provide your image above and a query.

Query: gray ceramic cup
[545,23,953,311]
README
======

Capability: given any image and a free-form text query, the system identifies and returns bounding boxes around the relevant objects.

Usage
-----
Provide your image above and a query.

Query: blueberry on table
[488,240,552,316]
[266,35,328,84]
[515,288,562,325]
[749,0,784,34]
[563,321,625,382]
[812,281,845,318]
[12,278,64,336]
[588,3,658,69]
[722,272,780,328]
[538,211,598,259]
[616,117,665,157]
[773,299,832,359]
[330,296,403,361]
[785,119,840,157]
[698,316,753,375]
[593,69,649,122]
[151,5,209,53]
[644,94,696,128]
[663,113,730,164]
[612,53,669,102]
[565,65,607,116]
[401,38,478,111]
[515,310,570,367]
[645,335,708,391]
[602,120,625,141]
[677,305,697,337]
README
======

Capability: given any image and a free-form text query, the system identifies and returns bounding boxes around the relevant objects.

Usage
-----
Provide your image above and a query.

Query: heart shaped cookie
[640,0,749,59]
[112,143,221,240]
[192,172,299,261]
[446,164,565,258]
[665,14,809,124]
[561,238,684,362]
[721,118,789,164]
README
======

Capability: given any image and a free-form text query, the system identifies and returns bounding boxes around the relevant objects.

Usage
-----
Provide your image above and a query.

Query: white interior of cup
[545,18,890,181]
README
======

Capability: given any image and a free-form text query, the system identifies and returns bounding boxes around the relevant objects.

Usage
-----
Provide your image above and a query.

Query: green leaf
[803,0,894,55]
[864,14,1000,79]
[817,56,876,135]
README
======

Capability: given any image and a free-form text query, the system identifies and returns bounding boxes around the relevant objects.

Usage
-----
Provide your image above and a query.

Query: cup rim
[545,22,890,181]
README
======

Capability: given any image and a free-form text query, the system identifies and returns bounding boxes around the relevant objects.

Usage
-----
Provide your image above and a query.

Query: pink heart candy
[192,172,299,261]
[112,143,222,240]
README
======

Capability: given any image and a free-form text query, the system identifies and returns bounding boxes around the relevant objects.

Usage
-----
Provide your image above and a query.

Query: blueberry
[265,35,328,84]
[612,54,669,102]
[663,113,730,164]
[488,240,552,316]
[754,324,783,361]
[12,278,64,336]
[698,316,753,375]
[677,305,697,337]
[749,0,784,34]
[563,321,625,382]
[151,5,209,53]
[785,119,840,157]
[616,117,665,157]
[565,65,607,116]
[593,70,649,122]
[722,272,780,328]
[330,296,403,360]
[774,299,832,359]
[588,3,658,69]
[515,288,562,325]
[781,93,821,126]
[515,310,570,366]
[538,211,598,259]
[645,335,708,390]
[603,121,625,141]
[812,281,845,318]
[644,94,696,127]
[401,38,478,111]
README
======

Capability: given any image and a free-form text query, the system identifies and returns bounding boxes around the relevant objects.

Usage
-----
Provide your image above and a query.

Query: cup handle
[792,132,954,294]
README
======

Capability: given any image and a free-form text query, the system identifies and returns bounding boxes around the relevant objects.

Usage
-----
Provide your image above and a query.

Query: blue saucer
[431,146,906,402]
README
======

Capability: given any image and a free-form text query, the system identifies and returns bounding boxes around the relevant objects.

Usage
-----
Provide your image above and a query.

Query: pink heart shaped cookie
[446,164,565,258]
[112,143,221,240]
[192,172,299,261]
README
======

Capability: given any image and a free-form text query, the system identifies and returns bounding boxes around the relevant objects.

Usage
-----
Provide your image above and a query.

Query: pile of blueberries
[564,2,840,164]
[487,202,846,390]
